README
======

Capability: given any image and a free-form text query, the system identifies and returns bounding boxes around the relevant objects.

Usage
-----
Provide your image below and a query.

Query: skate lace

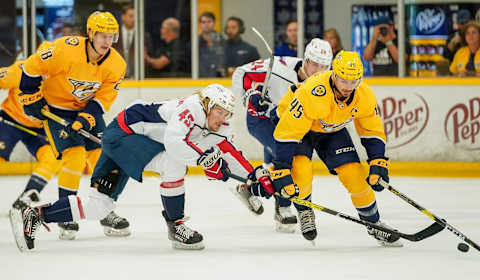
[299,210,315,233]
[24,208,50,239]
[175,221,195,239]
[105,212,124,225]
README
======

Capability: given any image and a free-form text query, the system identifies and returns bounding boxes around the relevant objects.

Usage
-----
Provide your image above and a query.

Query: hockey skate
[367,221,403,247]
[231,184,264,215]
[100,211,131,237]
[162,210,204,250]
[12,189,41,210]
[274,201,297,233]
[298,209,317,241]
[9,206,49,252]
[58,222,79,240]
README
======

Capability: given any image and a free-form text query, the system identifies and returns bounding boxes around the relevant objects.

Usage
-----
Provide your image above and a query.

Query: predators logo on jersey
[67,78,101,101]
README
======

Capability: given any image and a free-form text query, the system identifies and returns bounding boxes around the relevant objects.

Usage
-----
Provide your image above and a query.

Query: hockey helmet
[200,84,235,118]
[304,38,333,67]
[332,50,363,80]
[87,11,119,42]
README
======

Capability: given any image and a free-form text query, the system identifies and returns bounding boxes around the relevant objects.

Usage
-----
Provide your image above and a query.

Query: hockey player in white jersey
[231,38,333,234]
[10,84,274,252]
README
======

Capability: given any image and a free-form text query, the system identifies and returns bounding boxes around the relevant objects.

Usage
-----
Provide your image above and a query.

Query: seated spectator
[445,9,472,63]
[194,12,225,77]
[274,20,297,57]
[450,21,480,77]
[363,16,407,76]
[323,28,343,59]
[224,16,260,76]
[145,17,186,78]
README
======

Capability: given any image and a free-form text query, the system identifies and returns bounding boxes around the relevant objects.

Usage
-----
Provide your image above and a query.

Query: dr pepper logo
[377,93,429,149]
[444,97,480,150]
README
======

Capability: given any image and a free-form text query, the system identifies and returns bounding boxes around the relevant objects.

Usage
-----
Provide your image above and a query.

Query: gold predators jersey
[0,61,42,128]
[22,36,126,113]
[274,70,386,143]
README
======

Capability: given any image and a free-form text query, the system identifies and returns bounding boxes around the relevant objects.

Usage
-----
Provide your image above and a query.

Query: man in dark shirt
[145,17,186,77]
[224,17,260,77]
[364,16,407,76]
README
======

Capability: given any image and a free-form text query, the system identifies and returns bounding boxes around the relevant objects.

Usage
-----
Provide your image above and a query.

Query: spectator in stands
[274,20,297,57]
[445,9,472,63]
[196,12,225,77]
[144,17,186,78]
[323,28,343,59]
[450,21,480,77]
[61,23,74,36]
[113,5,135,78]
[363,16,407,76]
[224,16,260,77]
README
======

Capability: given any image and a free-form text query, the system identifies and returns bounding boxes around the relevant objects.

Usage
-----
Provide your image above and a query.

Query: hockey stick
[0,116,49,142]
[228,171,444,243]
[41,109,101,144]
[251,27,274,101]
[379,179,480,251]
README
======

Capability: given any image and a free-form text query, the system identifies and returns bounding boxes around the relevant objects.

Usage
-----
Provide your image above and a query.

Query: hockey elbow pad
[19,92,48,120]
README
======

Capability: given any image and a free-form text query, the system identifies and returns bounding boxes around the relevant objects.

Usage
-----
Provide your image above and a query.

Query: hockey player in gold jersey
[17,11,130,239]
[0,60,61,208]
[259,51,402,247]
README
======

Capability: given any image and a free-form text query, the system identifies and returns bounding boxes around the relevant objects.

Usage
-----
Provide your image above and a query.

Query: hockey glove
[246,88,273,118]
[366,158,389,192]
[19,91,48,120]
[197,147,230,182]
[70,112,96,132]
[92,169,120,196]
[247,165,274,198]
[270,163,299,199]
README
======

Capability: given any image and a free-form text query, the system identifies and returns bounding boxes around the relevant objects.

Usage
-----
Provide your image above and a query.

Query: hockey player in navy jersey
[10,84,274,252]
[231,39,333,233]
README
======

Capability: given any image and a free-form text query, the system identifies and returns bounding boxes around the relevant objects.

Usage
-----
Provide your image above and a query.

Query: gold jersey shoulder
[0,61,42,128]
[23,36,126,112]
[274,71,385,142]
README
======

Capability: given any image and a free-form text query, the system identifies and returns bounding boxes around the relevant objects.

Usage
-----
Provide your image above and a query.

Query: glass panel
[351,4,402,77]
[144,0,191,78]
[0,0,17,65]
[407,2,480,77]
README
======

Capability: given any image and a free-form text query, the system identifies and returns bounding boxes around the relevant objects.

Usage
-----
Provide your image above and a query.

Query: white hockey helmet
[200,84,235,117]
[304,38,333,67]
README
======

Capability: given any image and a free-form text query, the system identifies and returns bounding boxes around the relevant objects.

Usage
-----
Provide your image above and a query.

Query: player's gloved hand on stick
[247,165,274,198]
[19,91,48,120]
[270,162,299,199]
[70,112,96,132]
[246,88,273,118]
[366,158,389,191]
[197,147,230,182]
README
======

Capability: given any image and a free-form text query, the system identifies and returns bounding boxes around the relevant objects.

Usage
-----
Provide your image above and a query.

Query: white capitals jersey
[232,56,303,105]
[117,94,253,176]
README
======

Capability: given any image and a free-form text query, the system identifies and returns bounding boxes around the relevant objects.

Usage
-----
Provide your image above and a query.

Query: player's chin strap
[88,37,102,56]
[378,178,480,252]
[227,170,444,243]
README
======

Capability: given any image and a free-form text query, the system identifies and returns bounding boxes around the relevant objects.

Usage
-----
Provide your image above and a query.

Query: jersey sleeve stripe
[217,139,254,173]
[184,127,203,155]
[117,110,134,134]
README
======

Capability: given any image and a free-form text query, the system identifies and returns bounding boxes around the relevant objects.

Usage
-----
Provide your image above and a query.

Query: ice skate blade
[103,226,131,237]
[275,221,296,233]
[9,208,30,252]
[59,230,77,240]
[377,239,403,248]
[172,240,205,250]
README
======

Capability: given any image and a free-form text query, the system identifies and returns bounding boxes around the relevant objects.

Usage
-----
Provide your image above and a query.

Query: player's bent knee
[83,190,115,220]
[291,155,313,199]
[336,162,375,206]
[35,145,61,179]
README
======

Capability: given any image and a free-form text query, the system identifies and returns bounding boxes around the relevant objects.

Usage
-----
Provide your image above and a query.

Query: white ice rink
[0,175,478,280]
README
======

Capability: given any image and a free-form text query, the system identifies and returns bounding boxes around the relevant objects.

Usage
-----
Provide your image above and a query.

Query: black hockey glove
[92,169,120,196]
[247,165,274,198]
[366,158,389,191]
[246,88,273,118]
[270,162,299,199]
[197,147,230,182]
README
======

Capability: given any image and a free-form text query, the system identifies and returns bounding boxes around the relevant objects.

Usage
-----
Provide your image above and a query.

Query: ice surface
[1,175,478,280]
